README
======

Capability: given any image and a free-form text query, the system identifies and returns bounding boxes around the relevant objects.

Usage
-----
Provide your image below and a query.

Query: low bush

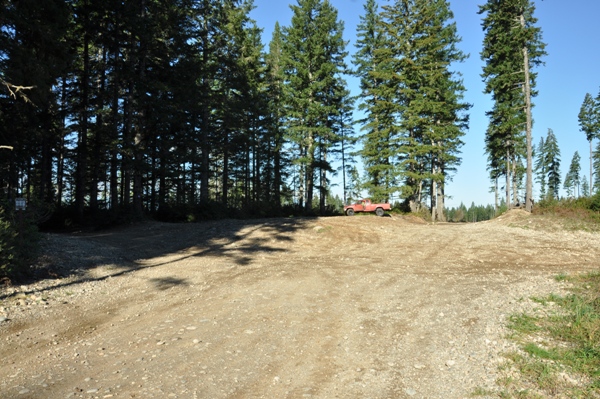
[0,206,40,282]
[533,196,600,230]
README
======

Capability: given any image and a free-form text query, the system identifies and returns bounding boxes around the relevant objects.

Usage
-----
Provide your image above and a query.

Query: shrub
[0,206,40,281]
[589,193,600,212]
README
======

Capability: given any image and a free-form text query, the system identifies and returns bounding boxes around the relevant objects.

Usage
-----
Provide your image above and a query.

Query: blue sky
[250,0,600,208]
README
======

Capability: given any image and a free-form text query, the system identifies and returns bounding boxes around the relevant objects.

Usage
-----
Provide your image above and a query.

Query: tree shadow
[149,276,189,291]
[0,217,312,300]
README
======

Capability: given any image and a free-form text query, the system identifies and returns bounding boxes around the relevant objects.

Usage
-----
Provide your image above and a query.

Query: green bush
[0,206,40,281]
[589,193,600,212]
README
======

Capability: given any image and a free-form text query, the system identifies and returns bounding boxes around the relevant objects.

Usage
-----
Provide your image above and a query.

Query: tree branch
[1,78,35,104]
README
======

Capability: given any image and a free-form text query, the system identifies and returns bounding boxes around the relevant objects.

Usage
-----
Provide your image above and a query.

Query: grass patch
[496,271,600,398]
[532,197,600,232]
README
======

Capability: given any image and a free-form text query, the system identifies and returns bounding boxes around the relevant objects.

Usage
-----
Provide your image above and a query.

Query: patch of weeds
[530,296,547,306]
[507,314,541,337]
[554,273,568,282]
[471,386,495,396]
[499,271,600,397]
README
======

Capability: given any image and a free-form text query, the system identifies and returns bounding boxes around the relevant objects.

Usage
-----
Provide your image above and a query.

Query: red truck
[344,199,391,217]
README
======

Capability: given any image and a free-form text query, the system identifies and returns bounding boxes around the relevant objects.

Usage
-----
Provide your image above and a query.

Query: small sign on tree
[15,198,26,211]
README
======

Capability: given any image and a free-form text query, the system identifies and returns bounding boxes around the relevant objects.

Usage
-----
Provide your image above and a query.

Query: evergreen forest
[1,0,599,228]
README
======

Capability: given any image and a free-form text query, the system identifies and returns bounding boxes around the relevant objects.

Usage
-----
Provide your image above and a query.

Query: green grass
[495,271,600,398]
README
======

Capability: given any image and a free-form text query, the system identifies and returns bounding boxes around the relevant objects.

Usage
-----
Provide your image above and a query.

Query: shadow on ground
[1,218,312,299]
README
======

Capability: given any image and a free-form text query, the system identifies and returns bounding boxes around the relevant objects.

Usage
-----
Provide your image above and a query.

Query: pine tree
[579,92,600,195]
[534,136,546,200]
[593,141,600,194]
[265,22,286,210]
[566,151,581,197]
[362,0,469,221]
[480,0,546,212]
[0,0,72,205]
[282,0,348,212]
[582,175,590,197]
[544,129,561,200]
[336,90,358,205]
[353,0,397,202]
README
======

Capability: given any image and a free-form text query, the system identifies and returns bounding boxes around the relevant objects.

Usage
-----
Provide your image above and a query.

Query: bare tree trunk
[591,140,594,195]
[132,0,147,217]
[506,149,511,207]
[76,13,90,221]
[512,158,518,206]
[222,133,229,207]
[319,147,327,214]
[437,180,446,222]
[494,176,499,215]
[521,14,534,212]
[298,147,305,209]
[431,179,437,222]
[56,76,68,208]
[200,106,210,203]
[431,155,437,222]
[306,132,315,213]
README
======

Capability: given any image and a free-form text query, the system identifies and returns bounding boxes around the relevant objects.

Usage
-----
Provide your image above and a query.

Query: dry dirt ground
[1,210,599,399]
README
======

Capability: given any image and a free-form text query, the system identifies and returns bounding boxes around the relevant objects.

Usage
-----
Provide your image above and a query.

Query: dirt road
[1,211,598,398]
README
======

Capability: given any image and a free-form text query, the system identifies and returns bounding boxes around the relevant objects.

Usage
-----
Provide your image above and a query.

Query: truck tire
[346,208,355,216]
[375,207,384,217]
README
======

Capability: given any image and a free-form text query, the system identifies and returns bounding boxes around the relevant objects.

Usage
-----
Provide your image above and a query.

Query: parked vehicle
[344,199,391,217]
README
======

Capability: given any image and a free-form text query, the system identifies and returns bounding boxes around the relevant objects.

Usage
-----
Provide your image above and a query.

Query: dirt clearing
[1,211,598,398]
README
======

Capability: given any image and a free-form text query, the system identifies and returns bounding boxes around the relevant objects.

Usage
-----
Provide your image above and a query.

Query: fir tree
[534,136,546,200]
[371,0,469,221]
[544,129,561,199]
[265,22,286,210]
[578,92,600,195]
[582,176,590,197]
[353,0,397,202]
[566,151,581,197]
[479,0,546,211]
[593,140,600,193]
[282,0,348,212]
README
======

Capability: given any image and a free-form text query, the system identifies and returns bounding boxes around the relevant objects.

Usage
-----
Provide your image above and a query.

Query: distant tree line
[446,202,502,223]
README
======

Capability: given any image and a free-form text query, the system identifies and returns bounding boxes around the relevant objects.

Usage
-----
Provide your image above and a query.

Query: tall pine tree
[282,0,348,212]
[578,92,599,195]
[363,0,469,220]
[544,128,561,200]
[480,0,545,211]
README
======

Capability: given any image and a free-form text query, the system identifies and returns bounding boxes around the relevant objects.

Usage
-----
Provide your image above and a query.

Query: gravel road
[1,211,598,398]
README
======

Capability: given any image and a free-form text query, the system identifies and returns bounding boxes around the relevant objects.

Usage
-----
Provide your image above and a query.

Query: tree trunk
[437,178,446,222]
[109,68,120,210]
[56,75,69,208]
[305,131,315,213]
[591,140,594,195]
[521,14,534,212]
[512,158,518,206]
[132,0,147,217]
[505,148,510,207]
[319,147,327,214]
[75,17,90,221]
[494,176,499,215]
[222,133,229,207]
[431,152,437,222]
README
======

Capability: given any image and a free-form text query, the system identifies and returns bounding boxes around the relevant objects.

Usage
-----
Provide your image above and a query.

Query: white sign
[15,198,26,211]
